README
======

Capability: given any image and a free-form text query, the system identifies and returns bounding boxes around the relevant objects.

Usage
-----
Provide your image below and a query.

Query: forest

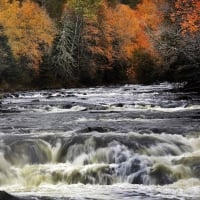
[0,0,199,91]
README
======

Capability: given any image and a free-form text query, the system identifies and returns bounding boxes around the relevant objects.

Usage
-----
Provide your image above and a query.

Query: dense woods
[0,0,199,91]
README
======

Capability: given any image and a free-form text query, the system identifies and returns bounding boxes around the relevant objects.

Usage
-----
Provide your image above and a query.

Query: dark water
[0,83,200,200]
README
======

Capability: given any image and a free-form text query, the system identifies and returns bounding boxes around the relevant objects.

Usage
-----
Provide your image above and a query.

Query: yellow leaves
[0,0,56,70]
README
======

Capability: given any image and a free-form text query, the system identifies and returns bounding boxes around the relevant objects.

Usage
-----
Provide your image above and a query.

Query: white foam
[107,104,200,112]
[1,183,200,199]
[32,105,87,113]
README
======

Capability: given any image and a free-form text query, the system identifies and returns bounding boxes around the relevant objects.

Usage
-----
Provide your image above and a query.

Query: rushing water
[0,83,200,200]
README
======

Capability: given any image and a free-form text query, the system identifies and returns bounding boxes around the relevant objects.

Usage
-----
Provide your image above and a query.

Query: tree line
[0,0,199,91]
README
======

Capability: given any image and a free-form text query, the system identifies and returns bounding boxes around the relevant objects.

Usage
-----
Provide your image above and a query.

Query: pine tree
[50,12,83,82]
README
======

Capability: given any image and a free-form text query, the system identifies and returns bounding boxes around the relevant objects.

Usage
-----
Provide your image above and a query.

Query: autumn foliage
[86,0,162,81]
[0,0,199,90]
[101,1,162,57]
[0,0,56,70]
[174,0,200,34]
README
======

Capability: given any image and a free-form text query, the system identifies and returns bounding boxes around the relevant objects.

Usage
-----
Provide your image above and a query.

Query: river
[0,83,200,200]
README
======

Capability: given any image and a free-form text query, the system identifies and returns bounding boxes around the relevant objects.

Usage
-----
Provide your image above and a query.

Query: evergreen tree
[50,11,83,83]
[0,26,17,85]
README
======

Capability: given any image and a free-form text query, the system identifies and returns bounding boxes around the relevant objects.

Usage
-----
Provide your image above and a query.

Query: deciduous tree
[0,0,56,70]
[173,0,200,34]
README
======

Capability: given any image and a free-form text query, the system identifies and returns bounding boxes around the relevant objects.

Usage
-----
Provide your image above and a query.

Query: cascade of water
[0,132,199,188]
[0,83,199,199]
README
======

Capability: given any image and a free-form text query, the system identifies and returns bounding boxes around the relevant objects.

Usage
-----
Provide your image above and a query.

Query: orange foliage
[82,0,162,81]
[136,0,163,30]
[0,0,56,70]
[96,0,162,60]
[99,3,138,60]
[174,0,200,33]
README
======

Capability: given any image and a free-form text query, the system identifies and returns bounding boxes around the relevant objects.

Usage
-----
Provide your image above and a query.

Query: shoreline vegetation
[0,0,199,93]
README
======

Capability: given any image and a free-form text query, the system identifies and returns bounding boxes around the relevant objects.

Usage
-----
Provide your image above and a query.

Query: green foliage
[132,49,159,84]
[38,54,62,89]
[110,59,129,83]
[30,0,66,18]
[0,27,16,85]
[0,26,38,90]
[67,0,102,17]
[43,0,66,21]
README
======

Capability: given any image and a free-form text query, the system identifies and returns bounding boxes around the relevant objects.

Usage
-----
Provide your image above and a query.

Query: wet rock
[123,88,130,91]
[13,93,19,98]
[46,95,53,99]
[150,128,163,134]
[0,191,20,200]
[2,93,13,98]
[77,127,116,133]
[175,95,192,101]
[57,94,64,97]
[62,104,73,109]
[66,94,76,97]
[113,103,124,107]
[32,99,40,102]
[0,108,21,113]
[182,80,200,93]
